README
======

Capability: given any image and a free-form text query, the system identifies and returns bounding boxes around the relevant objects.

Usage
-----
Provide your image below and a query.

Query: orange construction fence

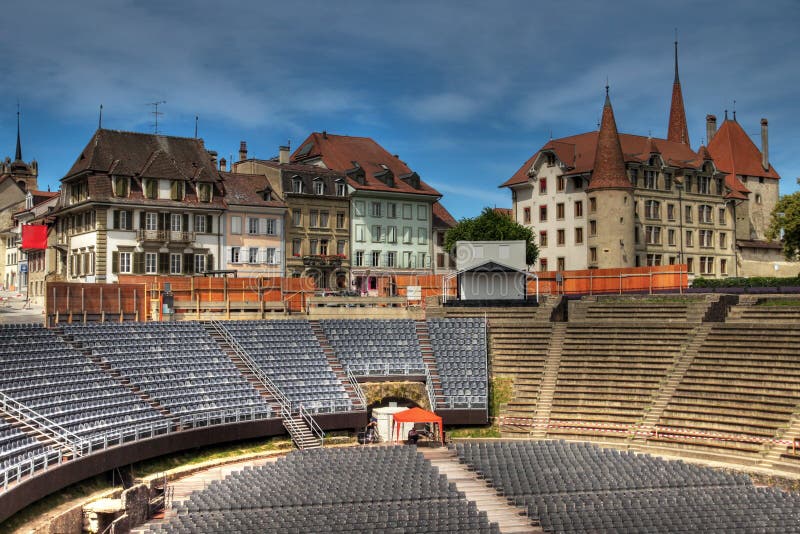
[529,264,688,296]
[46,282,147,325]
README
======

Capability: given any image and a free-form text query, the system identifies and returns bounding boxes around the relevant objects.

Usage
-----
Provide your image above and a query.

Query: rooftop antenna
[98,104,103,129]
[194,115,199,139]
[148,100,166,134]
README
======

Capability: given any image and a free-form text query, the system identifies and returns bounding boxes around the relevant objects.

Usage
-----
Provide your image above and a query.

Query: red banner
[21,224,47,250]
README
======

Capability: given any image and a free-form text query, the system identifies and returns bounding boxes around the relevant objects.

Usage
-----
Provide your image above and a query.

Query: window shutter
[158,253,169,274]
[206,254,214,270]
[274,248,281,265]
[139,211,146,229]
[206,215,213,234]
[125,210,133,230]
[113,210,120,229]
[182,214,189,233]
[111,251,119,274]
[184,254,194,274]
[170,180,177,200]
[158,213,165,231]
[133,252,144,274]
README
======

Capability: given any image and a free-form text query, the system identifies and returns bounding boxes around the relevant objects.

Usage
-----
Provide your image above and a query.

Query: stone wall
[361,381,430,410]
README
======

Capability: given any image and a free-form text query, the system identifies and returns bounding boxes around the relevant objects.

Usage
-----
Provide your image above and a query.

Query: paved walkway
[420,447,540,534]
[0,290,43,325]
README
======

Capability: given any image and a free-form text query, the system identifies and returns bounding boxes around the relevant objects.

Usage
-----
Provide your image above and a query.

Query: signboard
[406,286,422,301]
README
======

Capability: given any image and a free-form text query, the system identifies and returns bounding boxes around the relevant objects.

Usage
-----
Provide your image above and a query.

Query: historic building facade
[502,44,780,278]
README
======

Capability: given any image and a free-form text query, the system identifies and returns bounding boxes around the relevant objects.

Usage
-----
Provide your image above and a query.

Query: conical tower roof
[667,40,690,145]
[587,87,631,191]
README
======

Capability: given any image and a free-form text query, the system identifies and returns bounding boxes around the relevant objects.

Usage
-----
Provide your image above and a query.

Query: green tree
[767,192,800,260]
[445,207,539,265]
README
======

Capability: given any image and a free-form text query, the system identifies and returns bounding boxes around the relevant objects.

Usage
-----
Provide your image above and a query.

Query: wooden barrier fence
[529,264,688,296]
[46,282,147,325]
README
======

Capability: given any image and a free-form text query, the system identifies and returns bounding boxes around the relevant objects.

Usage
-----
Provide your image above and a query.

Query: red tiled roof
[587,92,632,191]
[432,201,457,228]
[667,81,690,145]
[291,132,440,197]
[492,207,513,218]
[707,119,780,182]
[220,172,286,208]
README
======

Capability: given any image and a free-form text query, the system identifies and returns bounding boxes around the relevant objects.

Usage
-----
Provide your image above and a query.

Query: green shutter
[206,215,213,234]
[170,180,178,200]
[158,253,169,274]
[184,254,194,274]
[158,212,166,231]
[111,251,119,274]
[125,210,133,230]
[206,253,214,271]
[133,252,144,274]
[113,210,120,229]
[139,211,146,229]
[182,214,189,233]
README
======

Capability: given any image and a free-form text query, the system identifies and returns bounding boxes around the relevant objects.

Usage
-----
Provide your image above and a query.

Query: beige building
[15,192,60,304]
[432,201,457,273]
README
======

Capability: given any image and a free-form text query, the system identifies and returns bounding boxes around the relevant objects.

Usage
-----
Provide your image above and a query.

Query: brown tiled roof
[65,129,220,182]
[737,239,782,250]
[492,207,513,218]
[220,172,286,208]
[587,92,632,192]
[667,82,690,145]
[707,119,780,184]
[432,201,457,228]
[291,132,440,197]
[246,159,349,198]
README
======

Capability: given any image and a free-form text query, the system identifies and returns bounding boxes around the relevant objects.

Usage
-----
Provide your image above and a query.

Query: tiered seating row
[427,318,487,406]
[320,320,425,375]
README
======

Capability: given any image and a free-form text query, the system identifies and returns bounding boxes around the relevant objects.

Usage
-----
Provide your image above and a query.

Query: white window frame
[231,216,242,235]
[119,252,132,274]
[169,253,182,274]
[194,254,206,273]
[145,252,157,274]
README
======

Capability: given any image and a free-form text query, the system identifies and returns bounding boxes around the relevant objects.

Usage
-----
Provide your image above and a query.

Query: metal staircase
[0,392,83,458]
[204,321,324,449]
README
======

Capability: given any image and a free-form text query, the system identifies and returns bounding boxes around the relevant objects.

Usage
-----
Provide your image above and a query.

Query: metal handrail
[347,362,427,376]
[423,365,438,411]
[299,405,325,445]
[345,366,367,409]
[0,392,83,457]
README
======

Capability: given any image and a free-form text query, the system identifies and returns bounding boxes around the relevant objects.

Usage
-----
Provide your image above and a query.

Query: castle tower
[587,87,635,268]
[667,40,690,145]
[1,108,38,191]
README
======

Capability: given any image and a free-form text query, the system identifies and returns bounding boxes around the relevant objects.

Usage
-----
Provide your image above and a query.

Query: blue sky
[1,1,798,219]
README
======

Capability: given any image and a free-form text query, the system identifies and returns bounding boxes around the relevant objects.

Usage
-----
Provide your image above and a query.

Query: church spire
[14,104,22,162]
[667,39,690,145]
[588,86,631,192]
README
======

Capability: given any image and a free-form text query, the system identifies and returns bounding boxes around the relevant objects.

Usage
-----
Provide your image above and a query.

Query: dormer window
[170,180,185,201]
[113,176,129,198]
[314,179,324,195]
[292,178,303,193]
[262,189,273,201]
[198,183,212,203]
[546,153,556,167]
[25,192,33,209]
[648,155,661,167]
[144,179,158,199]
[336,182,346,196]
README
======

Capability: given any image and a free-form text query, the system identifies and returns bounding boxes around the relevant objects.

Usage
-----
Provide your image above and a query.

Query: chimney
[761,118,769,170]
[322,130,328,139]
[279,145,290,164]
[207,150,218,166]
[239,141,248,162]
[219,157,227,172]
[706,114,717,143]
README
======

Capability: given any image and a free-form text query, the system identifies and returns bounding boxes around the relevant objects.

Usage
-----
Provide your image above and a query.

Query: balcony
[136,230,195,243]
[301,254,345,267]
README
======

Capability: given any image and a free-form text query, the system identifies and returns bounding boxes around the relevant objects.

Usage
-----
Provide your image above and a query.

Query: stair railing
[0,391,82,457]
[345,366,367,409]
[299,405,325,446]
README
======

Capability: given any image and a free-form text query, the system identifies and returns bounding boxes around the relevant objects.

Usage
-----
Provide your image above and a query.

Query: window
[336,212,346,229]
[644,200,661,220]
[371,225,382,242]
[718,207,727,225]
[119,252,132,274]
[145,212,158,231]
[645,226,662,245]
[195,254,206,273]
[387,226,397,243]
[354,251,364,266]
[556,203,565,220]
[319,239,328,256]
[337,240,346,256]
[540,258,548,272]
[668,256,677,265]
[539,205,548,222]
[574,227,583,244]
[144,179,157,199]
[557,257,565,271]
[644,170,657,189]
[546,153,556,166]
[755,193,762,204]
[402,204,412,219]
[589,197,597,213]
[720,258,728,275]
[198,183,211,202]
[574,201,583,218]
[265,248,276,264]
[403,226,412,244]
[556,176,566,192]
[290,238,302,257]
[248,217,259,235]
[418,252,427,268]
[418,228,427,245]
[292,179,303,193]
[230,247,240,264]
[590,247,597,263]
[264,218,276,235]
[698,176,710,194]
[700,256,714,275]
[371,202,382,217]
[309,239,318,255]
[115,210,132,230]
[685,230,694,247]
[292,210,302,227]
[699,205,713,224]
[668,228,676,246]
[248,247,259,264]
[309,210,319,228]
[539,231,548,247]
[387,203,397,218]
[371,251,381,267]
[684,205,693,223]
[114,176,129,197]
[589,220,597,236]
[354,201,365,217]
[336,182,347,196]
[417,205,427,220]
[523,207,531,224]
[687,257,694,273]
[667,204,675,221]
[557,229,565,245]
[646,254,663,266]
[314,180,324,195]
[539,178,547,194]
[386,251,396,267]
[319,211,329,228]
[629,169,638,187]
[231,216,242,234]
[194,214,207,233]
[684,176,693,193]
[355,225,365,242]
[169,213,182,232]
[664,174,672,191]
[169,253,182,274]
[700,229,713,248]
[719,232,727,249]
[170,180,185,201]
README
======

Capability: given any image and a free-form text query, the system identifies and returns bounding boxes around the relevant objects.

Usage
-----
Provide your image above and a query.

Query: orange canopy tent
[392,407,443,443]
